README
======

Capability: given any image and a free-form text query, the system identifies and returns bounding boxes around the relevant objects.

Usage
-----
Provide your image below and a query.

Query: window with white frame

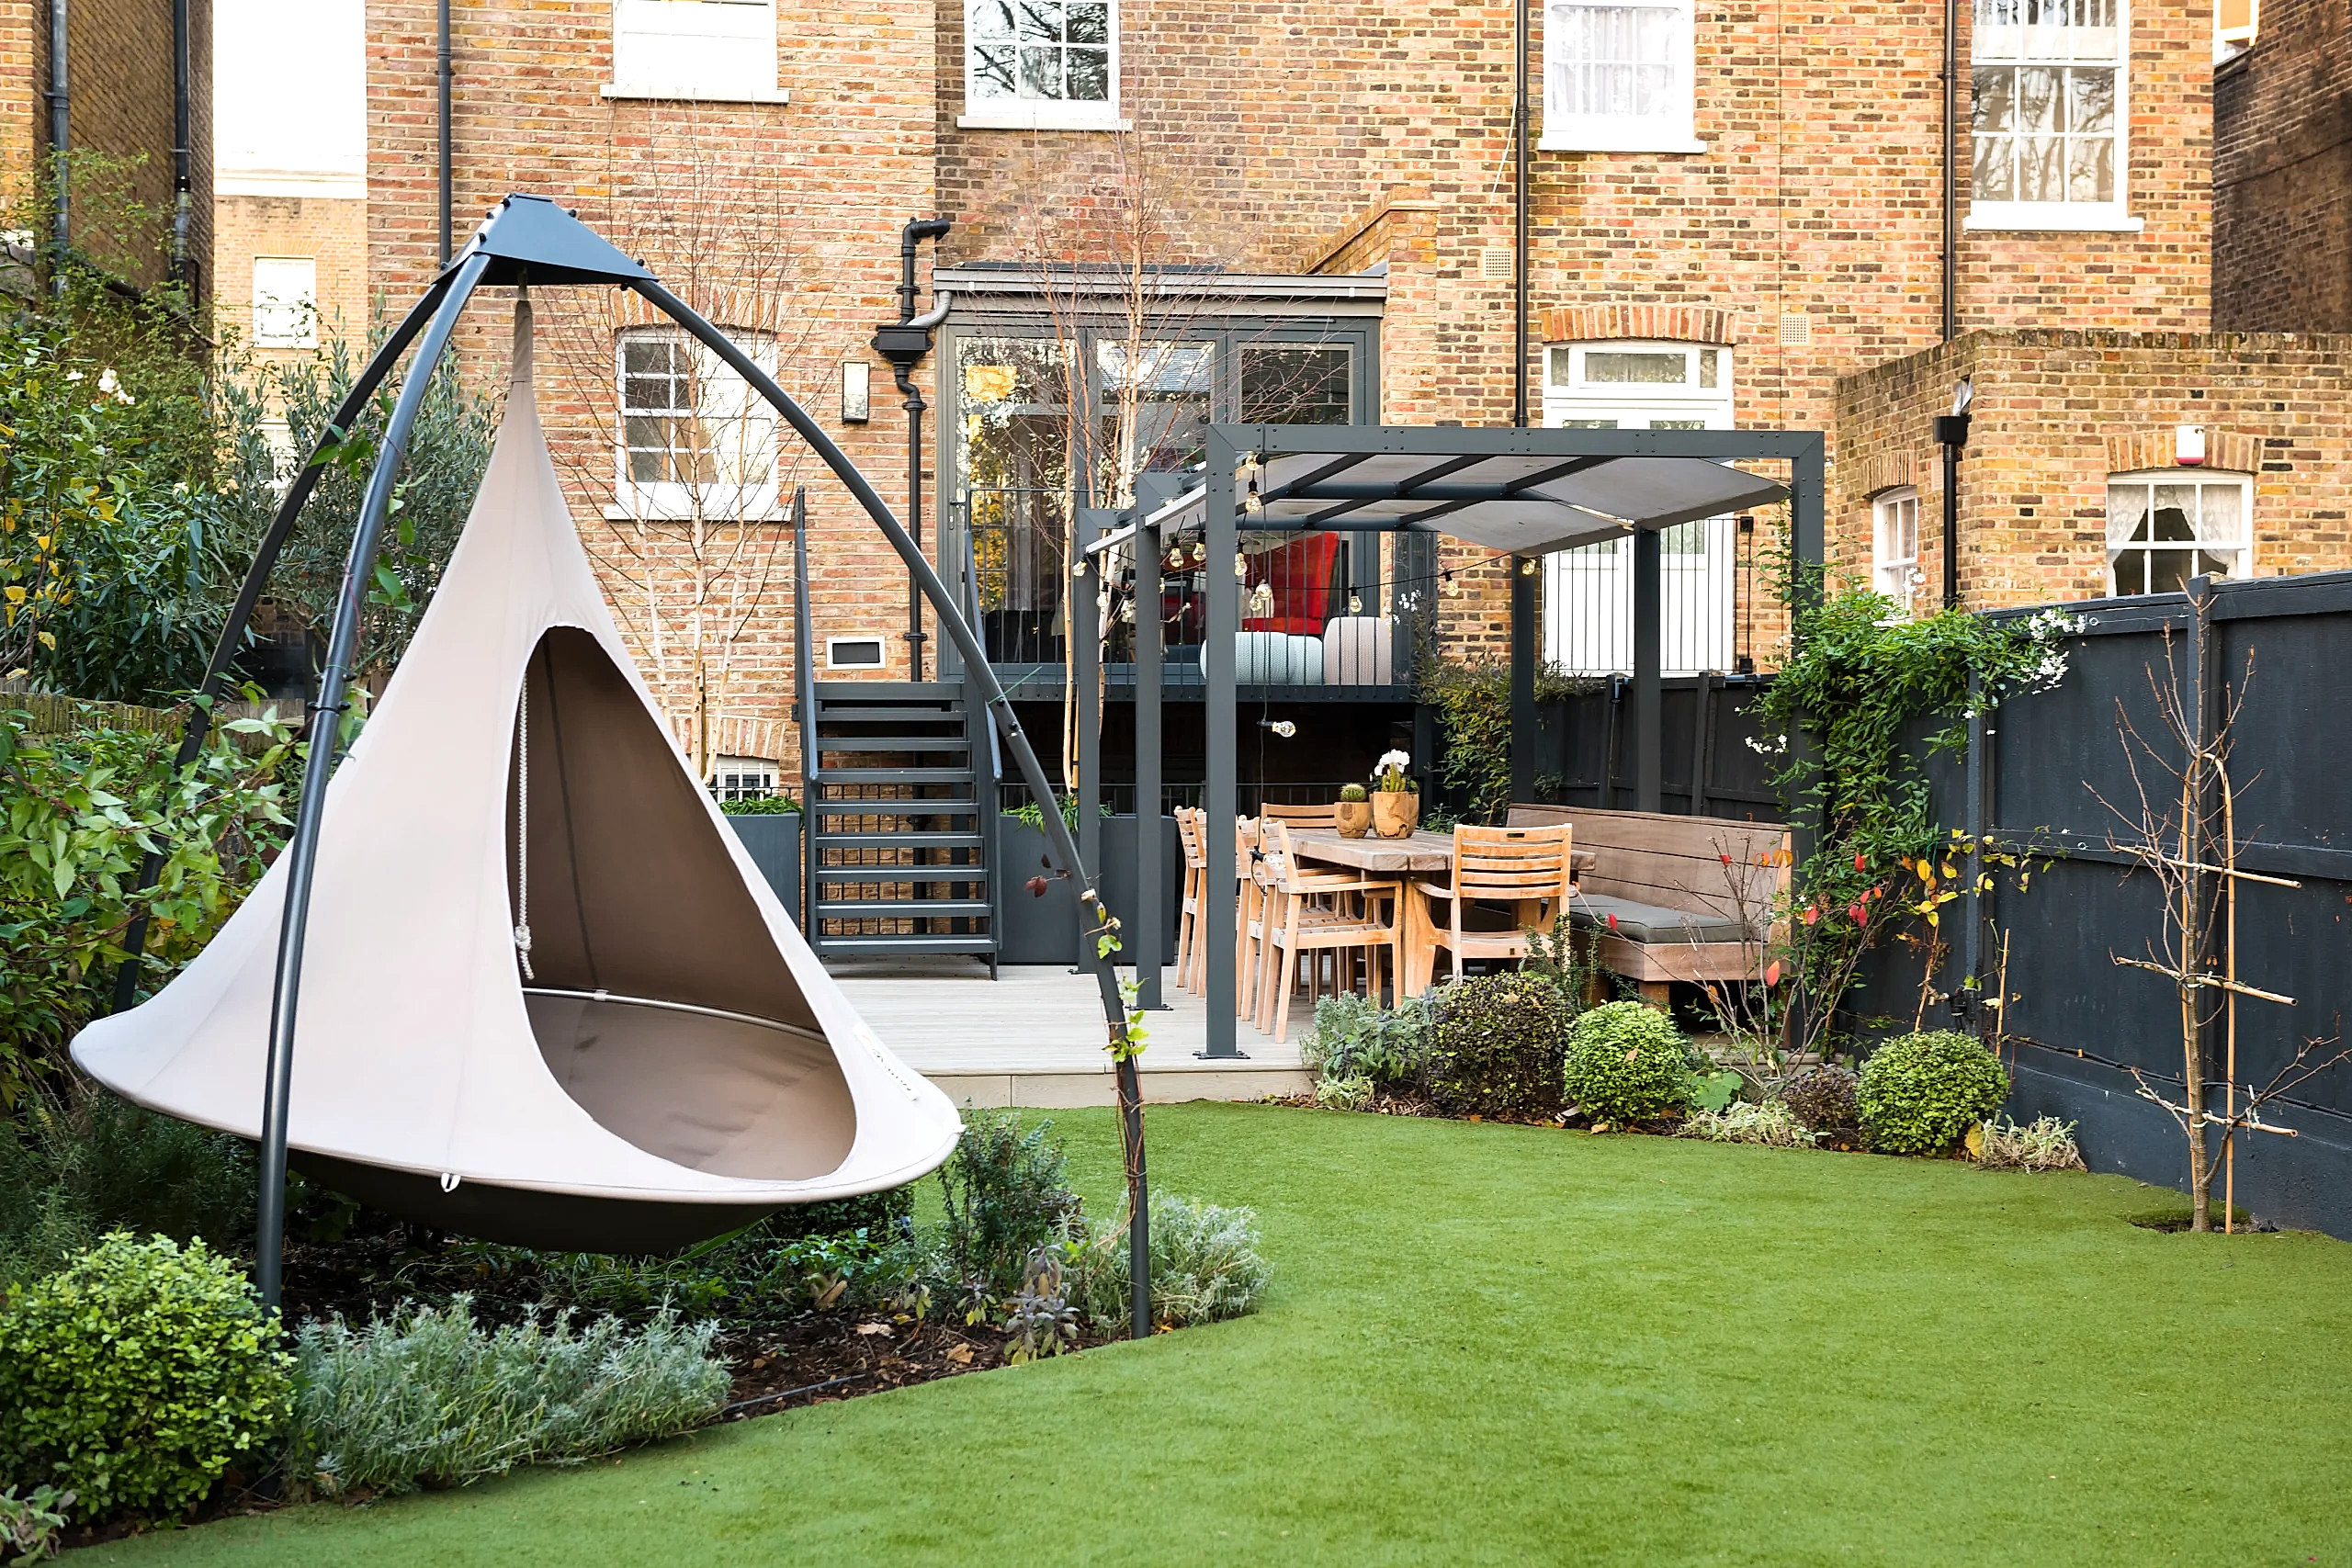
[608,0,782,102]
[2106,472,2251,596]
[1541,0,1702,153]
[1872,488,1922,615]
[616,328,779,519]
[1970,0,2137,231]
[1542,341,1735,673]
[252,256,317,348]
[960,0,1121,130]
[708,753,778,801]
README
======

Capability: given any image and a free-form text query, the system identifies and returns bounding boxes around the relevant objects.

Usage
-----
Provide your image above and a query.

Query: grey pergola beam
[1202,426,1243,1059]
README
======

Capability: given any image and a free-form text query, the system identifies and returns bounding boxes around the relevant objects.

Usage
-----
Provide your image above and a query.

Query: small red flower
[1854,851,1869,873]
[1606,912,1620,931]
[1026,876,1049,898]
[1719,852,1733,864]
[1847,901,1866,922]
[1802,905,1820,926]
[1765,960,1782,987]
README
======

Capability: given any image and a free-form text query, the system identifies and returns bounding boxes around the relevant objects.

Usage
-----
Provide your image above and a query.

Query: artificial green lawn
[90,1104,2352,1565]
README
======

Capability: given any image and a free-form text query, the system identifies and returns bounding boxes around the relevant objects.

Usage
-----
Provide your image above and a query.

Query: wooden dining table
[1286,828,1595,996]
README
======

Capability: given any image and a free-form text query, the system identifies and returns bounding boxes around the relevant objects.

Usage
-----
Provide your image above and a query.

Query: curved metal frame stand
[111,197,1147,1336]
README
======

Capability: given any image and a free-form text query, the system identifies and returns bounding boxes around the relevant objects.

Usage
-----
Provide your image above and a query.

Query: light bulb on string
[1348,594,1363,615]
[1521,558,1537,577]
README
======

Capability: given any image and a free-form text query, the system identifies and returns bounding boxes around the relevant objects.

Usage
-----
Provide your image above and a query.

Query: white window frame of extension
[1541,340,1730,427]
[708,753,779,800]
[252,255,318,349]
[1540,0,1704,153]
[1871,487,1924,618]
[958,0,1126,130]
[612,327,782,522]
[2105,470,2253,597]
[604,0,787,104]
[1967,0,2139,231]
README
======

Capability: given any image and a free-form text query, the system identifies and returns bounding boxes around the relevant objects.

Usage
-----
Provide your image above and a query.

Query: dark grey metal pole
[254,252,492,1310]
[1511,0,1530,429]
[112,273,459,1014]
[1075,510,1103,887]
[1633,528,1663,814]
[171,0,190,288]
[1510,557,1536,815]
[792,488,818,931]
[1135,501,1165,1009]
[638,277,1153,1337]
[1201,431,1241,1057]
[46,0,66,281]
[436,0,453,265]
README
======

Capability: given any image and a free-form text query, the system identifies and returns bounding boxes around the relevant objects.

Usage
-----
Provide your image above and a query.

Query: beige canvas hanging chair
[72,304,961,1252]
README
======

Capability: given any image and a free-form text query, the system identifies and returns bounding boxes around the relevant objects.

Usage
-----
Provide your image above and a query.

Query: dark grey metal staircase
[792,496,1000,970]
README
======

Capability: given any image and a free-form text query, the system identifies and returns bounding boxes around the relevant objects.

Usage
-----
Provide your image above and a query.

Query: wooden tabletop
[1288,828,1596,876]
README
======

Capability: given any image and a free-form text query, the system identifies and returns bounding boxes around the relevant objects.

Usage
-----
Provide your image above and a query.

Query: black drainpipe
[874,218,953,681]
[1512,0,1530,427]
[1941,0,1958,341]
[46,0,67,289]
[171,0,191,289]
[437,0,453,265]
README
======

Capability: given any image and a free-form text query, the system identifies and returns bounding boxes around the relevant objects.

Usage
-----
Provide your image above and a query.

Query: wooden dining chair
[1261,800,1340,831]
[1254,820,1399,1040]
[1173,807,1206,991]
[1405,822,1576,994]
[1231,817,1264,1020]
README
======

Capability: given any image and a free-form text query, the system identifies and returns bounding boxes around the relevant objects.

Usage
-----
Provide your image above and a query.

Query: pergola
[1072,422,1826,1056]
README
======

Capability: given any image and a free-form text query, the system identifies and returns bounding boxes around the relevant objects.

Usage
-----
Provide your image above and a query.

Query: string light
[1521,558,1537,577]
[1348,594,1363,615]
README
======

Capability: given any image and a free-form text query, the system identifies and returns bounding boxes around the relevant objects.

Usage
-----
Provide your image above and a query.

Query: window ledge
[1964,203,2143,233]
[600,83,790,105]
[1537,135,1708,154]
[602,502,792,524]
[956,104,1131,132]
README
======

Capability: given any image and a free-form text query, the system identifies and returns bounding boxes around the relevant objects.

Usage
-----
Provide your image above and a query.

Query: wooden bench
[1505,805,1788,1006]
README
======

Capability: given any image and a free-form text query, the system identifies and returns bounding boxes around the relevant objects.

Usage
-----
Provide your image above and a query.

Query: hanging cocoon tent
[73,303,962,1252]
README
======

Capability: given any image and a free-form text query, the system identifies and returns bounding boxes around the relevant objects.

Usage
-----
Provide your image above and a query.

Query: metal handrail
[791,487,819,932]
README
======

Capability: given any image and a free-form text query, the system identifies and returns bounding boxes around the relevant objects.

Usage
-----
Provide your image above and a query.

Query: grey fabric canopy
[72,306,960,1251]
[1113,446,1791,558]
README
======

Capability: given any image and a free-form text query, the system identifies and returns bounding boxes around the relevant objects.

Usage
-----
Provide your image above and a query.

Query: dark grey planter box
[997,813,1181,965]
[722,811,802,924]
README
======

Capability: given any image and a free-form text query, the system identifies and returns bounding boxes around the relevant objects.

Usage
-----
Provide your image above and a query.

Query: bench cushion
[1568,894,1748,945]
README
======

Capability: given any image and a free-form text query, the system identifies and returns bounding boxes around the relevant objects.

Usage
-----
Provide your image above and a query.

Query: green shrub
[285,1298,726,1497]
[1976,1114,2086,1172]
[0,1484,74,1562]
[1858,1031,2009,1155]
[939,1111,1080,1294]
[1780,1065,1863,1145]
[1676,1100,1817,1148]
[1313,1074,1374,1112]
[1302,993,1430,1090]
[718,794,800,815]
[0,1233,291,1523]
[1422,975,1570,1118]
[1070,1193,1270,1331]
[1562,1001,1693,1124]
[0,1086,255,1288]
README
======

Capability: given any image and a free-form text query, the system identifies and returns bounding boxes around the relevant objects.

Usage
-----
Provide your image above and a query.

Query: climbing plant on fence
[1747,565,2075,1039]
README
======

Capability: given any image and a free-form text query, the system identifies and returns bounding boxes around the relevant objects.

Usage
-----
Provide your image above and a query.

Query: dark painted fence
[1520,673,1783,821]
[1851,571,2352,1236]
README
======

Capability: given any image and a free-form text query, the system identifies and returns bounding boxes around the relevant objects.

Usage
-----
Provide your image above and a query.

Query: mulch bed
[713,1312,1115,1419]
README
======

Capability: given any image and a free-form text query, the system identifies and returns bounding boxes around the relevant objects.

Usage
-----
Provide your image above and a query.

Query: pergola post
[1634,525,1664,813]
[1510,556,1536,808]
[1133,478,1172,1010]
[1074,508,1106,892]
[1200,431,1242,1057]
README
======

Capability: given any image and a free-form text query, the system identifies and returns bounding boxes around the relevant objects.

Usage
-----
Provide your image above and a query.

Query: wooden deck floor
[832,958,1311,1110]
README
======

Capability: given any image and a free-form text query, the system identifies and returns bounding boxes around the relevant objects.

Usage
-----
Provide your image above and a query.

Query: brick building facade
[1,0,213,294]
[352,0,2269,778]
[2213,0,2352,331]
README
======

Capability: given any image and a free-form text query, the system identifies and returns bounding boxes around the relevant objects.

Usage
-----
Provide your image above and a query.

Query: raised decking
[831,958,1310,1110]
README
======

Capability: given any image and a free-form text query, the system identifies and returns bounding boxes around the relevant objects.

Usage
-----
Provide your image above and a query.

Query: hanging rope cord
[514,676,535,979]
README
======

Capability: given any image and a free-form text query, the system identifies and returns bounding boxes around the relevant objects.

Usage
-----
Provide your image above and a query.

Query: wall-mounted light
[840,359,871,424]
[2176,425,2208,467]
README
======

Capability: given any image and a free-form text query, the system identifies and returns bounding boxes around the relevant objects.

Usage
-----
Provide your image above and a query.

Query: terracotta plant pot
[1334,799,1373,839]
[1372,790,1419,839]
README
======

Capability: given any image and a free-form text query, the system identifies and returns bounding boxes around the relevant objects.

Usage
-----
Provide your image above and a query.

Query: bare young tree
[537,118,822,782]
[2095,595,2347,1231]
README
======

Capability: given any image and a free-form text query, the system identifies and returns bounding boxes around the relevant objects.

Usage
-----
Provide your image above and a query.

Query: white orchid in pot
[1369,750,1419,838]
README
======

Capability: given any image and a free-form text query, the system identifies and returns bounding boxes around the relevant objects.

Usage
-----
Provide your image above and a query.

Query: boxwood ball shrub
[1858,1031,2010,1155]
[0,1233,292,1523]
[1562,1001,1693,1124]
[1422,975,1571,1118]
